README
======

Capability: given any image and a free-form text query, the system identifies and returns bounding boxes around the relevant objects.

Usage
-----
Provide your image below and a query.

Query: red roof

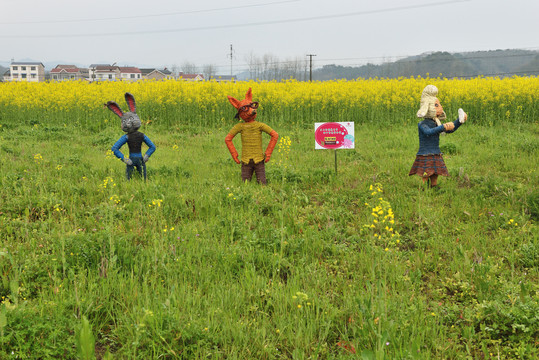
[179,73,204,79]
[119,67,141,73]
[50,68,81,73]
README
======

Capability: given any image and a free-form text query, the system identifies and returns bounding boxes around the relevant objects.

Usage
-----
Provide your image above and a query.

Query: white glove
[143,154,150,163]
[123,158,133,165]
[458,108,467,124]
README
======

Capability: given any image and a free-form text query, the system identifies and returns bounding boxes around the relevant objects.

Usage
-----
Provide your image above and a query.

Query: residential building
[178,72,205,81]
[3,70,11,82]
[209,75,236,83]
[88,64,121,81]
[50,65,89,81]
[141,68,174,80]
[120,67,142,81]
[9,62,45,82]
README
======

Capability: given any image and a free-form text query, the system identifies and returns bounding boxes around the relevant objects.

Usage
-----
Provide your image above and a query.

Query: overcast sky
[2,0,538,72]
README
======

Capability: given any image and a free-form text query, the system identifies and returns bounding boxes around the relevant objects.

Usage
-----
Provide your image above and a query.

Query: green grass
[0,118,538,359]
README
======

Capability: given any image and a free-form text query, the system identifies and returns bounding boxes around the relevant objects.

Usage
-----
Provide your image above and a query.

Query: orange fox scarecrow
[225,88,279,184]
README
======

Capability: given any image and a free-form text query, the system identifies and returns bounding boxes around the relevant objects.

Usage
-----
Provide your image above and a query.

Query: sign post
[335,150,338,174]
[315,122,355,174]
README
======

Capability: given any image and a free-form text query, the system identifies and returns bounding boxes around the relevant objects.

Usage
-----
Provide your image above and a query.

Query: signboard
[315,122,354,149]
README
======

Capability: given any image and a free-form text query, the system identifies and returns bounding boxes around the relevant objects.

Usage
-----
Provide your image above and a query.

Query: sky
[1,0,538,73]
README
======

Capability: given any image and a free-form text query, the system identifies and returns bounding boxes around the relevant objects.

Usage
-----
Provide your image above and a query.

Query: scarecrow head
[227,88,259,122]
[106,93,141,133]
[417,85,446,122]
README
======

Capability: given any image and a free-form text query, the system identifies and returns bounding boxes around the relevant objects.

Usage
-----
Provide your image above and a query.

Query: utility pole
[229,44,234,77]
[306,54,316,81]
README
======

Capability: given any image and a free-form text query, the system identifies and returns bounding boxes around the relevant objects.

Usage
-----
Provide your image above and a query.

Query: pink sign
[315,122,355,149]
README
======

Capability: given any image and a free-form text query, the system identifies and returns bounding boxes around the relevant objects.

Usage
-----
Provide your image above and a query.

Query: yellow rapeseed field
[0,77,537,126]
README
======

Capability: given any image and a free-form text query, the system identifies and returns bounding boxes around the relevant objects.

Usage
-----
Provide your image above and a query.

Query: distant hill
[315,49,539,80]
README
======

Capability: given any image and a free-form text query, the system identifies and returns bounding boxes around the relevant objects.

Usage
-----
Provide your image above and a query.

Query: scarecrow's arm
[446,118,463,133]
[225,132,241,164]
[111,135,128,160]
[265,130,279,163]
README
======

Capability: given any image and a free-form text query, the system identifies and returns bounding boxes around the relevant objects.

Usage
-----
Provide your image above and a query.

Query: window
[131,74,135,79]
[21,66,26,71]
[31,74,36,78]
[109,74,113,79]
[31,66,36,70]
[13,66,18,70]
[22,74,27,79]
[53,75,58,79]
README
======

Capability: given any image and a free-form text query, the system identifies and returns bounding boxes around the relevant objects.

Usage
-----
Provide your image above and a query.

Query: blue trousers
[126,157,147,180]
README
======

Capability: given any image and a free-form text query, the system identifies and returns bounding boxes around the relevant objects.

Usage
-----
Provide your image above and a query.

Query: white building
[8,62,45,82]
[88,64,120,81]
[119,67,142,81]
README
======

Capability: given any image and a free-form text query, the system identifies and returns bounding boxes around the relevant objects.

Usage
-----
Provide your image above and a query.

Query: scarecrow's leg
[254,161,267,185]
[241,161,255,182]
[126,163,134,180]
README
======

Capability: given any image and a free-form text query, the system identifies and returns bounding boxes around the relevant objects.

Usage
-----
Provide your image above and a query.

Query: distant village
[2,61,236,82]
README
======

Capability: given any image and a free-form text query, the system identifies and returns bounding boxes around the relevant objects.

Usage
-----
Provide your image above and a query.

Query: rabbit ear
[125,93,136,113]
[227,95,241,109]
[106,101,124,117]
[245,88,253,102]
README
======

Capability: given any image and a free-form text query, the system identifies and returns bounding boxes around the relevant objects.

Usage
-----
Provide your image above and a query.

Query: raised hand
[458,108,467,123]
[443,122,455,132]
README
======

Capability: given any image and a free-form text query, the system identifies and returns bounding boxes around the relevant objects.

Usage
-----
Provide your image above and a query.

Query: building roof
[54,65,78,69]
[11,62,44,66]
[50,67,82,73]
[179,73,204,79]
[141,68,172,76]
[211,75,235,80]
[119,67,141,73]
[93,66,120,72]
[140,68,156,75]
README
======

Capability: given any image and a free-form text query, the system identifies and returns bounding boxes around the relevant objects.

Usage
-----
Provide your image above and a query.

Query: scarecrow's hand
[443,122,455,132]
[458,109,467,124]
[265,153,271,163]
[232,155,241,164]
[143,154,150,163]
[123,158,133,166]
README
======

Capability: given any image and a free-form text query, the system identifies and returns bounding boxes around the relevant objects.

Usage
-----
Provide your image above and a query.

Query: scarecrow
[107,93,156,180]
[225,88,279,184]
[409,85,467,188]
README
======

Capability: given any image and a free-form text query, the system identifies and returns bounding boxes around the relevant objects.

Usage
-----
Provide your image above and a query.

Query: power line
[0,0,470,39]
[0,0,300,25]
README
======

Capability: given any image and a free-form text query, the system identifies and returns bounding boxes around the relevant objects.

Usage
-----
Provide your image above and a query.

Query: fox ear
[227,95,241,109]
[125,93,136,113]
[106,101,124,117]
[245,87,253,102]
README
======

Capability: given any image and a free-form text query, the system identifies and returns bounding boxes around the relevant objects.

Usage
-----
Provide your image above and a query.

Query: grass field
[0,79,538,359]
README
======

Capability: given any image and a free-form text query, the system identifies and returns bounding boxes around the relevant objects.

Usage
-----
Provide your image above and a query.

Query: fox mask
[227,88,259,122]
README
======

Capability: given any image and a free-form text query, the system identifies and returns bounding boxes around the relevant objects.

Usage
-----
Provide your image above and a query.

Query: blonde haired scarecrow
[408,85,468,188]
